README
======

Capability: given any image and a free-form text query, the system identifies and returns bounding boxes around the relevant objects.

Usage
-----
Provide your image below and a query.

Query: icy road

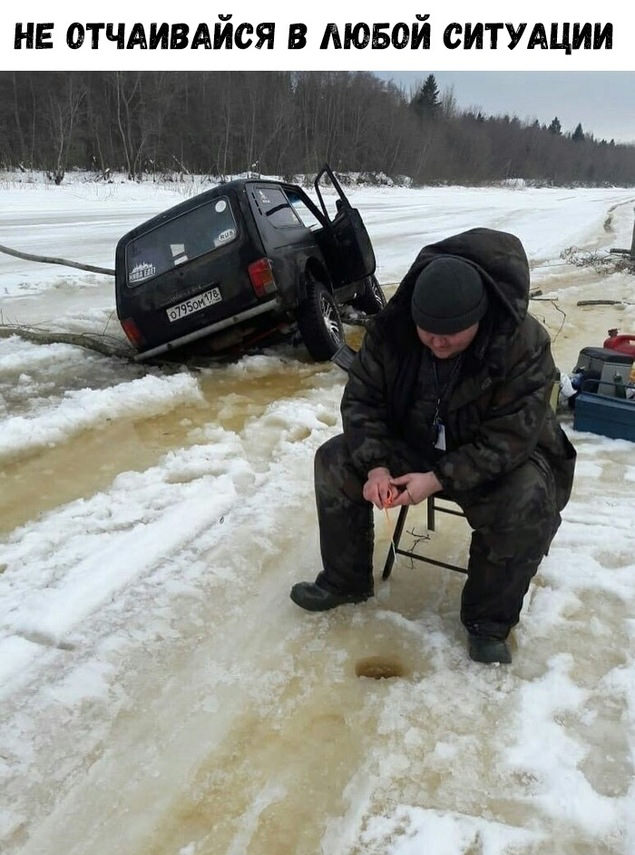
[1,177,634,855]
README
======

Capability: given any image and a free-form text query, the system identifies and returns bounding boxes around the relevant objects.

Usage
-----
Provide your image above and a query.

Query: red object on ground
[603,331,635,357]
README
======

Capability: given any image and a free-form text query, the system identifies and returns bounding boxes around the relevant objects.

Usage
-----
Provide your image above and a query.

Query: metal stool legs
[382,505,409,579]
[382,496,468,580]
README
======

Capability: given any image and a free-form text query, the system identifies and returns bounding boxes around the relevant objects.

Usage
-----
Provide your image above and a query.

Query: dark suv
[115,165,385,362]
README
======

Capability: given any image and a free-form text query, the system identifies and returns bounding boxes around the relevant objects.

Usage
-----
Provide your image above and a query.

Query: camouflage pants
[314,433,561,640]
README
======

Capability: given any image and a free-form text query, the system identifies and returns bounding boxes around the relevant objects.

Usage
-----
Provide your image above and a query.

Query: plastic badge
[435,421,447,451]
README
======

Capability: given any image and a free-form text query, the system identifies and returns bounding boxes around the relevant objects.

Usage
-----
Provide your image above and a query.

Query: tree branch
[0,243,114,276]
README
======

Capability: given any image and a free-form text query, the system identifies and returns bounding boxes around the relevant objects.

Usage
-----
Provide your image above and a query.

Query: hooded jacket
[341,228,576,510]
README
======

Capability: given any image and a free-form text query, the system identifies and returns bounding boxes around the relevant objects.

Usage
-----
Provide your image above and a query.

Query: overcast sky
[374,72,635,144]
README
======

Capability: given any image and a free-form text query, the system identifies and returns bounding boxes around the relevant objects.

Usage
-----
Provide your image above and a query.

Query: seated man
[290,228,576,664]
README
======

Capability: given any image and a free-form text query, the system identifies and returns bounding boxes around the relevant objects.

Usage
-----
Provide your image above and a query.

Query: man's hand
[389,471,442,506]
[363,467,401,509]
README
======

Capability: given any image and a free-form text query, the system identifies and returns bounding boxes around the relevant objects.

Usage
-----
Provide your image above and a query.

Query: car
[115,164,386,362]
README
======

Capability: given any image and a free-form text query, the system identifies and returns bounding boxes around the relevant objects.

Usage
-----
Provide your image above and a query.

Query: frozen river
[1,176,634,854]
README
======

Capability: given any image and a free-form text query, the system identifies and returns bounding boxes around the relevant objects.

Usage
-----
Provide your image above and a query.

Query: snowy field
[1,175,635,855]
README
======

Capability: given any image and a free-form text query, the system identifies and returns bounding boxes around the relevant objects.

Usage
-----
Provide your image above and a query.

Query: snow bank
[0,369,203,462]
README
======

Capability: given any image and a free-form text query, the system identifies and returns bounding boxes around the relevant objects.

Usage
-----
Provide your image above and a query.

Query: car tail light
[121,318,144,347]
[248,257,277,298]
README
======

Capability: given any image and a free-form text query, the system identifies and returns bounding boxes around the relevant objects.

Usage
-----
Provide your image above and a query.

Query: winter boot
[290,581,372,612]
[468,634,512,664]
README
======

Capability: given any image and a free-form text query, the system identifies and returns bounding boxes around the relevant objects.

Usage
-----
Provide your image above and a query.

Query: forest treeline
[1,70,634,186]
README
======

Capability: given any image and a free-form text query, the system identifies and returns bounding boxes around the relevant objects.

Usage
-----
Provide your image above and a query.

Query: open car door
[313,165,376,286]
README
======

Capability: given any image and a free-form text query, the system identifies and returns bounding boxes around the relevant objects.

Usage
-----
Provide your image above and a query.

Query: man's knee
[464,458,557,531]
[505,468,553,530]
[315,434,365,503]
[462,458,560,567]
[315,434,347,479]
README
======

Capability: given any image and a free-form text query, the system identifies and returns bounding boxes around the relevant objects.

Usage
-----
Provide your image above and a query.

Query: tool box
[573,387,635,441]
[574,346,632,374]
[573,347,633,394]
[570,337,635,440]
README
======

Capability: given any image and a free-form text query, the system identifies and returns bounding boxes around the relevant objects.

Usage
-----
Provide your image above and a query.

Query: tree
[44,74,86,183]
[440,84,458,119]
[1,71,635,184]
[110,72,145,180]
[411,74,441,119]
[572,123,585,142]
[548,116,562,135]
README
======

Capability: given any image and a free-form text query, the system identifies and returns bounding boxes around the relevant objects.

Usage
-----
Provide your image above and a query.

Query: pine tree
[411,74,441,119]
[548,117,562,135]
[572,123,585,142]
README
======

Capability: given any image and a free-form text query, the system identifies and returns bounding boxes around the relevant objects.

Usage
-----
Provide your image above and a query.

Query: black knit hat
[411,257,488,334]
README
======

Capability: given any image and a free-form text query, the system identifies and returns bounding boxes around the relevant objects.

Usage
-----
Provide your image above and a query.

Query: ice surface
[0,175,634,855]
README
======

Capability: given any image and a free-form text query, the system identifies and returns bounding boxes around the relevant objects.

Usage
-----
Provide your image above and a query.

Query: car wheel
[296,277,344,361]
[352,275,387,315]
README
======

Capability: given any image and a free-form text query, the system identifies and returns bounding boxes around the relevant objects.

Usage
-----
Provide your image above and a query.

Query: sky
[375,71,635,144]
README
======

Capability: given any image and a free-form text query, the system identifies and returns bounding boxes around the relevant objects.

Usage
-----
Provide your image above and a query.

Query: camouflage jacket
[341,228,576,510]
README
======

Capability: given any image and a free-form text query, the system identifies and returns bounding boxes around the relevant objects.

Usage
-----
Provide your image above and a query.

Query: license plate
[166,287,222,322]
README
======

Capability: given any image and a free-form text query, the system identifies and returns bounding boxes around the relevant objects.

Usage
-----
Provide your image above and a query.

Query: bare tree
[110,72,148,180]
[45,74,86,183]
[1,71,634,186]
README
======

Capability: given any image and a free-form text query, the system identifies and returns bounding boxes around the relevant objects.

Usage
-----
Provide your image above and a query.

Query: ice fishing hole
[355,656,407,680]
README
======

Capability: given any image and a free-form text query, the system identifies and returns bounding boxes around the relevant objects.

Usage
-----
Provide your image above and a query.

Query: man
[290,228,576,664]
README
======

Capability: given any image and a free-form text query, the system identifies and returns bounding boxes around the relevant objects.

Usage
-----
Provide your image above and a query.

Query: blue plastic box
[574,391,635,441]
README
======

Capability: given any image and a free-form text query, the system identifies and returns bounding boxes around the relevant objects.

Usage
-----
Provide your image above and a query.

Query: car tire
[296,277,344,361]
[352,275,387,315]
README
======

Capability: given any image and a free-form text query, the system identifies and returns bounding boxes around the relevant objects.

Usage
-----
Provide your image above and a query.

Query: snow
[1,174,634,855]
[0,358,204,462]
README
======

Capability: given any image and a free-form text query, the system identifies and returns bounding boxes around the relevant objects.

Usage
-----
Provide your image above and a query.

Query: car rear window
[125,196,238,286]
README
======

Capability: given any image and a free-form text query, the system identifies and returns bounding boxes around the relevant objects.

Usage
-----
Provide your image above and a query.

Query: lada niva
[115,164,384,361]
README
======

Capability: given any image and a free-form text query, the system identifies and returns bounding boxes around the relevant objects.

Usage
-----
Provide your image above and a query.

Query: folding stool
[382,494,469,579]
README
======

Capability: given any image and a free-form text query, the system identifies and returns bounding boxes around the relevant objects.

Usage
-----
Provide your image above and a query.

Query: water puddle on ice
[0,357,333,534]
[143,707,362,855]
[124,620,422,855]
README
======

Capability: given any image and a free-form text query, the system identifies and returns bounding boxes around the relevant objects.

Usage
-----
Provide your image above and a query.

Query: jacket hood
[367,227,531,393]
[388,227,530,331]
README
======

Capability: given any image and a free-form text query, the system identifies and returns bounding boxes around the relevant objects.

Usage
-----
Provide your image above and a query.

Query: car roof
[118,177,296,245]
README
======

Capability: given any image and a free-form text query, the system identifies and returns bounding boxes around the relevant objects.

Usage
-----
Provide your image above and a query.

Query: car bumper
[134,298,280,361]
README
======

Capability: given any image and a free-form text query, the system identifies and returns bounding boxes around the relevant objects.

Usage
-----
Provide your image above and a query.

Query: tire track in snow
[0,370,350,855]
